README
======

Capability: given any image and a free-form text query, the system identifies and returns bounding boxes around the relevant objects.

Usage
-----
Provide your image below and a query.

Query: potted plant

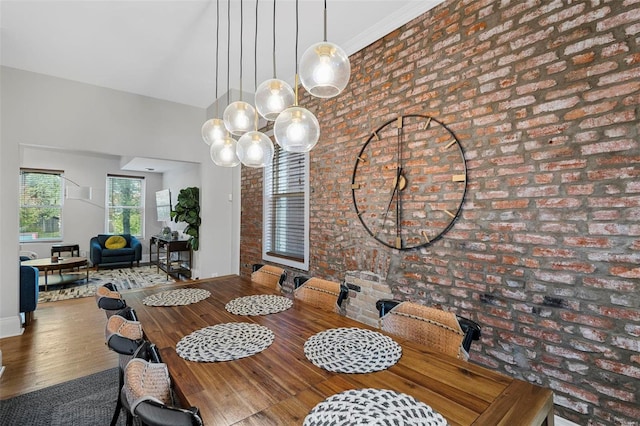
[171,187,201,250]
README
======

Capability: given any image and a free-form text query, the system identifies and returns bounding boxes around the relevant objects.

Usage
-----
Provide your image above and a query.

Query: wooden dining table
[124,276,554,426]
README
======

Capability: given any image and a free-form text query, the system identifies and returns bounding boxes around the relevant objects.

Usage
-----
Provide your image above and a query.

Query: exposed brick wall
[240,1,640,424]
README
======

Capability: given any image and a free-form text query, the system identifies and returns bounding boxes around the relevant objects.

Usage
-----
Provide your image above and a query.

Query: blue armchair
[90,234,142,270]
[20,264,39,326]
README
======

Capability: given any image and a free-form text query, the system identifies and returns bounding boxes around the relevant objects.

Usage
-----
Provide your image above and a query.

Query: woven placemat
[304,327,402,373]
[176,322,274,362]
[225,294,293,316]
[142,288,210,306]
[303,388,448,426]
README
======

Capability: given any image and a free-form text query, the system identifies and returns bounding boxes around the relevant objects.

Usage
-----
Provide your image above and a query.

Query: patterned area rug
[38,266,176,303]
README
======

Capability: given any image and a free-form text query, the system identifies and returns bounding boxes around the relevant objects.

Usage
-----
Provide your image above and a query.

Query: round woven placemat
[303,388,448,426]
[176,322,274,362]
[225,294,293,316]
[304,327,402,373]
[142,288,210,306]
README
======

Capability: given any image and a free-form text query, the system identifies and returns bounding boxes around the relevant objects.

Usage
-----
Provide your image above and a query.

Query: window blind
[264,147,308,266]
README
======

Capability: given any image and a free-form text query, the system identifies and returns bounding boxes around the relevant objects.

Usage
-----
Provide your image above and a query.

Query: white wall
[19,146,165,260]
[1,66,240,338]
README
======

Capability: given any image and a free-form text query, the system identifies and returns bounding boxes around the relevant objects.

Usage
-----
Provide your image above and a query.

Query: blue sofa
[90,234,142,270]
[20,264,39,326]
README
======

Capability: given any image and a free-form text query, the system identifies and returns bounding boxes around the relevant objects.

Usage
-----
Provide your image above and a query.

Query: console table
[150,235,192,279]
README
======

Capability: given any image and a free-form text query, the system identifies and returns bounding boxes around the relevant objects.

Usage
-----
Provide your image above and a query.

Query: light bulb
[236,131,274,168]
[286,117,306,143]
[313,56,334,85]
[223,101,256,136]
[201,118,229,145]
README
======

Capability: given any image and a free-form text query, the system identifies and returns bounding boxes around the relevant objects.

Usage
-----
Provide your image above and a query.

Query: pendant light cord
[239,0,244,100]
[272,0,276,78]
[254,0,258,91]
[323,0,327,42]
[226,0,231,108]
[214,0,220,117]
[254,0,259,131]
[294,0,299,106]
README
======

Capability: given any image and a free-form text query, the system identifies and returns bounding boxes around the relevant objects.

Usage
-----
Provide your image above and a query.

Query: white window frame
[262,148,310,271]
[105,174,145,238]
[19,168,64,242]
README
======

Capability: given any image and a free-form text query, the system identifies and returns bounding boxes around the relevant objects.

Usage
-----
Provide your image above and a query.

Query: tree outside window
[19,169,63,242]
[106,175,144,237]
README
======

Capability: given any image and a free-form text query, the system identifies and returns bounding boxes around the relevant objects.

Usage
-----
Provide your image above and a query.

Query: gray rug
[38,266,176,303]
[0,368,125,426]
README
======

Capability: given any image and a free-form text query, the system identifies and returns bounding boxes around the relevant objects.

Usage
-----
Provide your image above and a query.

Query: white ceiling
[1,0,444,109]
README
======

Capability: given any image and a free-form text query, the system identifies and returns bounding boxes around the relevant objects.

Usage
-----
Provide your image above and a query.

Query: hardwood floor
[0,296,118,400]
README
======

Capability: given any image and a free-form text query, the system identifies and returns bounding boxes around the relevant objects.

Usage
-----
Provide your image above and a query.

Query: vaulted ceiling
[1,0,444,109]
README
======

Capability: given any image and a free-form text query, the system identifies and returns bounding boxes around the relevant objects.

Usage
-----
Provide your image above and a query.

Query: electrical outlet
[347,283,361,292]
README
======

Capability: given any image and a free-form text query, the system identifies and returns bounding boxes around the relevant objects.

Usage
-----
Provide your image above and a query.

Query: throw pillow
[105,235,127,249]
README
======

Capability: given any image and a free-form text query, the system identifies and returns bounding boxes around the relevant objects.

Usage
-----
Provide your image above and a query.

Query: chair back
[123,342,172,415]
[380,301,467,359]
[294,277,348,312]
[96,283,127,316]
[251,264,286,291]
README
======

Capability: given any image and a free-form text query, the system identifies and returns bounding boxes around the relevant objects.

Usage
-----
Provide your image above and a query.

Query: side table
[51,243,80,257]
[51,243,81,273]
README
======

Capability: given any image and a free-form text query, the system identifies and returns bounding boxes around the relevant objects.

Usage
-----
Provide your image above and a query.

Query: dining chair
[377,299,481,360]
[122,341,187,426]
[96,283,127,317]
[251,263,287,291]
[134,399,203,426]
[105,307,145,426]
[293,276,349,312]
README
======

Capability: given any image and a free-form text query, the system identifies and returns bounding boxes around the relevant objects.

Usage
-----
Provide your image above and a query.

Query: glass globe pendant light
[201,0,230,146]
[237,130,274,168]
[274,84,320,152]
[210,134,240,167]
[237,0,274,168]
[299,0,350,98]
[202,118,229,146]
[210,0,240,167]
[255,0,294,121]
[223,0,256,136]
[274,0,320,153]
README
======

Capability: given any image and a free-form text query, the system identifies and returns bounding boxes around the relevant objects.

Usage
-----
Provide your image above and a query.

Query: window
[19,169,64,242]
[263,147,309,270]
[106,175,145,237]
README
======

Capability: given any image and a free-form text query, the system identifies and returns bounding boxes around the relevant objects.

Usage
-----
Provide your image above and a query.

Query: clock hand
[378,167,403,240]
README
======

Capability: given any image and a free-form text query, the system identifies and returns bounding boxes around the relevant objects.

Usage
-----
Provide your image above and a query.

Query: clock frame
[351,114,467,250]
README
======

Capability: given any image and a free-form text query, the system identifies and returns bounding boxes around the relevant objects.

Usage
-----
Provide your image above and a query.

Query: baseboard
[0,315,24,339]
[555,415,580,426]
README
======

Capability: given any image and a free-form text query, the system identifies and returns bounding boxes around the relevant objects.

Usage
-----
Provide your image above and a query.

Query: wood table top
[124,276,554,426]
[21,256,87,269]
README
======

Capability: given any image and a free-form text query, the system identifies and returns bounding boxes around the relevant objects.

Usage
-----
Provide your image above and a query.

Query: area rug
[0,368,125,426]
[38,266,176,303]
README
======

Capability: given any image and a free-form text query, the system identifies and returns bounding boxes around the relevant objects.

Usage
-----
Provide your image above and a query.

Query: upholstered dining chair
[121,341,199,426]
[377,299,481,360]
[293,276,349,312]
[96,283,127,317]
[106,307,145,426]
[251,263,287,291]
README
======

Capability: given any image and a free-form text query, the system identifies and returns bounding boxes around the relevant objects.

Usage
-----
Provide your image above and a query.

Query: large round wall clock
[351,114,467,250]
